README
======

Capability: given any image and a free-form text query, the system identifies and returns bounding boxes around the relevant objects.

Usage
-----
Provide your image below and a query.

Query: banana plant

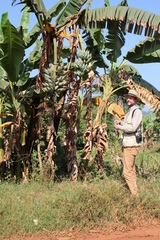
[3,0,160,181]
[0,9,43,181]
[0,65,13,180]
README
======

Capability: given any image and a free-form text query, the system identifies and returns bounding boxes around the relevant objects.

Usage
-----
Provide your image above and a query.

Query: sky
[1,0,160,92]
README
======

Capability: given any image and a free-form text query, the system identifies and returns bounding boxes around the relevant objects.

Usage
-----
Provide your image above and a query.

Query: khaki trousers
[122,147,140,196]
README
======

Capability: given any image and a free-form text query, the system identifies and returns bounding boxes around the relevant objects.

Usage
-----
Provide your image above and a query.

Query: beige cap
[124,89,140,101]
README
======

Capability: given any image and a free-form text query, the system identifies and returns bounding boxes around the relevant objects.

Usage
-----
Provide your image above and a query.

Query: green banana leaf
[12,0,49,20]
[0,79,9,90]
[0,66,9,89]
[19,6,30,39]
[17,40,42,87]
[48,0,66,19]
[105,20,125,62]
[25,0,66,48]
[77,6,160,39]
[84,28,109,68]
[0,17,24,82]
[121,64,141,76]
[0,12,8,41]
[57,0,87,27]
[125,38,160,63]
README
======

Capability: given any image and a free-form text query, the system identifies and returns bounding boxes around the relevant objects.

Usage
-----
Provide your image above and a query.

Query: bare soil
[4,222,160,240]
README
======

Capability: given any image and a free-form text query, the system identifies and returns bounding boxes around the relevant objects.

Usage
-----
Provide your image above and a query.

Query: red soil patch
[4,223,160,240]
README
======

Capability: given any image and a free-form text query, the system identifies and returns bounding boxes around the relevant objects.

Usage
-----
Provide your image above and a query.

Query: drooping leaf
[119,64,160,97]
[105,20,125,62]
[25,0,66,48]
[130,85,160,114]
[125,38,160,63]
[0,18,24,82]
[108,102,125,120]
[0,65,4,74]
[12,0,50,20]
[78,6,160,39]
[115,64,160,97]
[121,64,141,76]
[0,65,8,85]
[48,0,66,19]
[132,75,160,97]
[57,0,87,28]
[83,29,109,68]
[25,24,40,49]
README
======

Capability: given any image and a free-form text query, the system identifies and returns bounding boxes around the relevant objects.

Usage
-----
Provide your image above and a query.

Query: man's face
[126,95,137,107]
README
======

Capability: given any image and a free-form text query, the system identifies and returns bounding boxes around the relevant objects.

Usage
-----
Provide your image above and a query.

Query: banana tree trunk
[0,100,5,180]
[0,108,4,162]
[63,80,79,181]
[92,99,108,172]
[81,76,94,169]
[44,116,56,181]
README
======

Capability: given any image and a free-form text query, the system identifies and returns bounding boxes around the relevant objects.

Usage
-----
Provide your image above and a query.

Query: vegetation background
[0,0,160,239]
[1,142,160,239]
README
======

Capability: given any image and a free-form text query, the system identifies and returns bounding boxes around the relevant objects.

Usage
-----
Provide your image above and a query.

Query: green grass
[0,143,160,239]
[136,143,160,178]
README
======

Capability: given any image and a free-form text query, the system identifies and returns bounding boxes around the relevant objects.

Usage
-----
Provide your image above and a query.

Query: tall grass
[0,143,160,239]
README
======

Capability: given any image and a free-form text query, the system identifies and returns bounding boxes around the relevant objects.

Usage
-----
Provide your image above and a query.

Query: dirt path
[4,223,160,240]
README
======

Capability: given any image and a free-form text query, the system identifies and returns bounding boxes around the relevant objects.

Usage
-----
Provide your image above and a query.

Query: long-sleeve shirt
[118,105,142,133]
[118,105,143,147]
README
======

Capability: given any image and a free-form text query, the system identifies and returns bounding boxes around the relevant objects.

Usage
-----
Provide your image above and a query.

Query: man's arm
[115,109,142,133]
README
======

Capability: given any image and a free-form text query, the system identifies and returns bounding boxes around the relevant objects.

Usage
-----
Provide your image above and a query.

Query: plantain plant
[0,0,160,182]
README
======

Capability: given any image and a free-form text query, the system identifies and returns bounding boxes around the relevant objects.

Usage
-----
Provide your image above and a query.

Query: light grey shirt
[118,105,142,133]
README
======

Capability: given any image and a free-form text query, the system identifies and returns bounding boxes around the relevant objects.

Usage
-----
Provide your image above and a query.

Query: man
[114,89,143,196]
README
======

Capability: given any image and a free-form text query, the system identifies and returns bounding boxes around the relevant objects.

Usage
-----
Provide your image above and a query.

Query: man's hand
[114,120,121,125]
[114,120,121,130]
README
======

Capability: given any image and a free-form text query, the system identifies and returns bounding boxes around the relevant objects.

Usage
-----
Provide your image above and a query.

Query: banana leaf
[57,0,87,27]
[132,75,160,97]
[77,6,160,39]
[125,38,160,63]
[112,63,160,98]
[17,40,42,87]
[25,0,66,48]
[0,17,24,82]
[105,20,125,62]
[19,6,30,39]
[83,28,109,68]
[12,0,49,20]
[121,64,160,96]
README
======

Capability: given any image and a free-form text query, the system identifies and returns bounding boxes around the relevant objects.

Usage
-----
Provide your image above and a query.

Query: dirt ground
[4,223,160,240]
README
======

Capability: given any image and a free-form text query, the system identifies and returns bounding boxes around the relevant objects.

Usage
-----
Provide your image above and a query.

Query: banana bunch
[42,67,68,93]
[55,63,68,92]
[71,50,93,77]
[42,68,55,92]
[54,75,68,92]
[77,50,92,62]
